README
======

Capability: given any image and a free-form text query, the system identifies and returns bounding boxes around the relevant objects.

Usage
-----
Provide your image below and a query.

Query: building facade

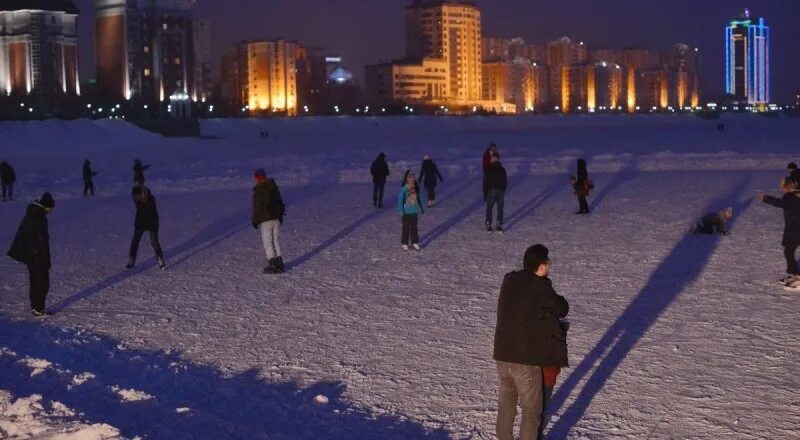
[726,10,769,105]
[94,0,195,104]
[365,58,449,105]
[481,60,511,104]
[192,18,211,102]
[0,0,80,101]
[405,0,482,103]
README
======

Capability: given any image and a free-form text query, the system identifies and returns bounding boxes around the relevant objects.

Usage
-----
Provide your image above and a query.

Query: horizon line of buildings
[0,0,778,116]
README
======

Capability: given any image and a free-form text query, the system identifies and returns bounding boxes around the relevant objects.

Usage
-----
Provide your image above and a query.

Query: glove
[252,222,258,229]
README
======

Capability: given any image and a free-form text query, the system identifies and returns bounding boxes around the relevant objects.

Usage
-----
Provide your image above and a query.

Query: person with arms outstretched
[760,177,800,286]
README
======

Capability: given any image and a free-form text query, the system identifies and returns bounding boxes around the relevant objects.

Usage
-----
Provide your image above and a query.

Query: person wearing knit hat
[370,153,390,208]
[252,169,286,273]
[418,154,444,207]
[493,244,570,440]
[694,207,734,235]
[6,192,56,316]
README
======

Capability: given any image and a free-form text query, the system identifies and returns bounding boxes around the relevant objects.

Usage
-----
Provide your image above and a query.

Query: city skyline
[70,0,800,103]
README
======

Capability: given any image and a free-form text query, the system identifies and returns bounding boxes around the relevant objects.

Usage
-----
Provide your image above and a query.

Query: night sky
[74,0,800,102]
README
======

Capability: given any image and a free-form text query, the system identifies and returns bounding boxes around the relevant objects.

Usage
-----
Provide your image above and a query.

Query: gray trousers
[496,361,543,440]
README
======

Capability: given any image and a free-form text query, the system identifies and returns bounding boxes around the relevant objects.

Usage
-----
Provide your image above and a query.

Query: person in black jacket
[370,153,390,208]
[484,154,507,232]
[0,161,16,202]
[252,169,285,274]
[133,159,150,185]
[694,207,733,235]
[83,159,98,196]
[570,158,592,214]
[6,192,55,316]
[127,185,165,270]
[788,162,800,185]
[760,177,800,283]
[418,154,444,207]
[493,244,569,440]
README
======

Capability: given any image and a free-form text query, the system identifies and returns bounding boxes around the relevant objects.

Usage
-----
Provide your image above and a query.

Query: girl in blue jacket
[397,171,425,251]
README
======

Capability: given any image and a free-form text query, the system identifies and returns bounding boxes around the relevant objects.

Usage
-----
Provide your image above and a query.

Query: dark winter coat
[0,162,16,183]
[252,179,285,226]
[133,189,159,231]
[370,156,390,183]
[418,159,443,188]
[763,191,800,247]
[83,161,97,181]
[701,212,728,234]
[483,161,507,197]
[493,271,570,367]
[7,203,50,268]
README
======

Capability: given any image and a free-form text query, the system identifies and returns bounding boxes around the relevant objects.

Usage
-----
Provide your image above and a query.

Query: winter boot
[157,257,166,270]
[412,243,421,251]
[264,258,279,274]
[402,244,409,252]
[495,224,504,234]
[486,222,493,233]
[275,257,285,274]
[126,257,136,269]
[32,309,53,317]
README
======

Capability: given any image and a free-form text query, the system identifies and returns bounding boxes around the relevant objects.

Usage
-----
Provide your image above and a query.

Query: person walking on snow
[484,154,507,233]
[760,177,800,285]
[493,244,569,440]
[570,158,593,214]
[252,169,286,274]
[370,152,390,208]
[397,171,425,251]
[483,143,499,173]
[418,154,444,207]
[788,162,800,185]
[83,159,98,196]
[693,207,733,235]
[6,192,55,316]
[0,161,16,202]
[133,159,150,185]
[127,185,165,270]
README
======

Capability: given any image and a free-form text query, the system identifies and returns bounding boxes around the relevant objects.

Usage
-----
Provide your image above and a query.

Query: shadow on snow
[0,318,449,439]
[546,179,755,439]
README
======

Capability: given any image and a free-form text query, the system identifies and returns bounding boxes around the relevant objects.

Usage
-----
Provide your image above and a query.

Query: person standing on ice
[397,171,425,251]
[760,177,800,285]
[570,158,592,214]
[6,192,55,316]
[693,207,733,235]
[127,185,165,270]
[252,169,286,274]
[0,161,16,202]
[418,154,444,207]
[493,244,569,440]
[370,152,390,208]
[82,159,98,196]
[484,154,507,233]
[133,159,149,185]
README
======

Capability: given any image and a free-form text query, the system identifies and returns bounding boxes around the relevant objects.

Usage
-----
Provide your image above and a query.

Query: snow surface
[1,115,800,439]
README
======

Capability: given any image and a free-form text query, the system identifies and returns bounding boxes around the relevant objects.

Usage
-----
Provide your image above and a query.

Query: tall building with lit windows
[0,0,81,101]
[94,0,195,104]
[726,9,769,105]
[405,0,482,103]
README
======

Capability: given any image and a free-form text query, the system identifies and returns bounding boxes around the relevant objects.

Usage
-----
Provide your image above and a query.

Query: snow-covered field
[1,115,799,439]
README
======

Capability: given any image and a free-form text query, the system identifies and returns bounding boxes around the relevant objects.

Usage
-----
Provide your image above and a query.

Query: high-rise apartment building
[0,0,81,101]
[482,61,512,104]
[192,18,211,102]
[547,37,587,108]
[726,10,769,105]
[221,40,304,115]
[94,0,195,104]
[511,59,548,112]
[406,0,482,103]
[561,62,622,113]
[365,58,449,105]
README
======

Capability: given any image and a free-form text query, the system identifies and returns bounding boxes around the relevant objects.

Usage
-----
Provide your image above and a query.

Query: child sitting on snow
[694,207,733,235]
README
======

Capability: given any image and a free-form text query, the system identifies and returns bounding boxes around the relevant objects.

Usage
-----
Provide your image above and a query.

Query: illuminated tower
[726,9,769,105]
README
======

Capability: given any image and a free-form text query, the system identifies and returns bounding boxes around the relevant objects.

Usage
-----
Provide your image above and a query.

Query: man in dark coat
[127,186,165,270]
[493,244,569,440]
[83,159,98,196]
[133,159,150,185]
[482,143,499,173]
[694,207,733,235]
[370,153,390,208]
[418,154,444,207]
[484,154,508,232]
[252,169,285,274]
[0,161,16,202]
[7,192,55,316]
[761,178,800,282]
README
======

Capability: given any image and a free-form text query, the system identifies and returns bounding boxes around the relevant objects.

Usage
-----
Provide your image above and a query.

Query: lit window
[144,46,150,53]
[144,68,151,76]
[175,58,181,65]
